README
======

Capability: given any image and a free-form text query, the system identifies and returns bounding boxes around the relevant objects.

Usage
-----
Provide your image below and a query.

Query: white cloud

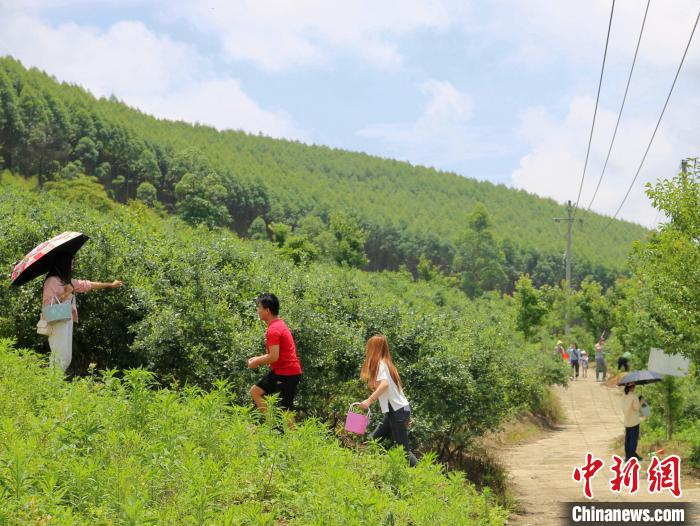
[132,78,304,139]
[0,14,197,98]
[171,0,457,72]
[492,0,700,71]
[511,96,699,226]
[358,80,502,171]
[0,12,306,139]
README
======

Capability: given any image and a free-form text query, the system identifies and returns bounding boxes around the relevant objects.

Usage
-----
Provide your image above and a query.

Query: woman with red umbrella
[42,253,122,371]
[12,232,122,372]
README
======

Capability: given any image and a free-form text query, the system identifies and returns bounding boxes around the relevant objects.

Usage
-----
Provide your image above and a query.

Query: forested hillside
[0,57,646,292]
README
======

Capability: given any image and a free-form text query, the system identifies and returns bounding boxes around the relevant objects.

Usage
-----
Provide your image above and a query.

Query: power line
[573,0,616,218]
[607,8,700,224]
[587,0,651,212]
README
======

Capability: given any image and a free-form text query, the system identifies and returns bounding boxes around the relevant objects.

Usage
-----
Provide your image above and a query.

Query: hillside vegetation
[0,56,646,291]
[0,173,568,465]
[0,340,507,525]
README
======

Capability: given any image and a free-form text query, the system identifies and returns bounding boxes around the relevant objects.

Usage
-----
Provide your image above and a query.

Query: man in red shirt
[248,293,302,413]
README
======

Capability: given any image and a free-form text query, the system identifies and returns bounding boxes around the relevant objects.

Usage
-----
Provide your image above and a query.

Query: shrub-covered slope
[0,340,507,525]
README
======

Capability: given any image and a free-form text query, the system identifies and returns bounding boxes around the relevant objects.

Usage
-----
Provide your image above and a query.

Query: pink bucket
[345,403,371,435]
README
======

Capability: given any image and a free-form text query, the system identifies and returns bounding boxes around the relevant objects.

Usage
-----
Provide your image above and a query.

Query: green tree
[174,172,230,228]
[454,205,507,297]
[73,136,99,174]
[268,222,292,247]
[0,68,23,170]
[514,274,548,339]
[619,160,700,362]
[136,181,158,207]
[281,234,319,264]
[44,175,114,212]
[329,213,368,268]
[575,277,612,340]
[17,85,51,182]
[248,216,268,240]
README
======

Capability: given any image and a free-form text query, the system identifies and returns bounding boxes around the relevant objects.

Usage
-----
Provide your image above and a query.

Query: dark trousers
[624,424,640,461]
[371,404,418,467]
[618,357,630,372]
[571,360,579,377]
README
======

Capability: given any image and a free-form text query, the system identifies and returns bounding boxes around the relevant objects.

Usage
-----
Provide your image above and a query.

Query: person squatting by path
[618,351,632,372]
[41,253,122,372]
[248,293,302,415]
[359,335,418,467]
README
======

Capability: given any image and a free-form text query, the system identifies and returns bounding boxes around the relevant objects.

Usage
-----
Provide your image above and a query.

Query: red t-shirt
[266,319,302,375]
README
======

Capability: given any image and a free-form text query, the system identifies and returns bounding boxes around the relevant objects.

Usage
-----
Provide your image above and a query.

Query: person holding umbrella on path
[11,232,122,372]
[621,383,643,461]
[618,371,661,461]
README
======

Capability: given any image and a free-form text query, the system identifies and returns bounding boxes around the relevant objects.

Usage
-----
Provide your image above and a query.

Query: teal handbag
[43,296,73,323]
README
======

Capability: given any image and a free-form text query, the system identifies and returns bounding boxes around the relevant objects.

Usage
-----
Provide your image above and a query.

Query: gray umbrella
[617,370,663,386]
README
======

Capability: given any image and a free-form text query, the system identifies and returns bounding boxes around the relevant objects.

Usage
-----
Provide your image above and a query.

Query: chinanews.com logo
[564,453,694,526]
[572,452,682,499]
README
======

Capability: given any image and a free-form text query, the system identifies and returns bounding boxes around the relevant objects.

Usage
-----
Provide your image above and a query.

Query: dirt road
[504,372,700,525]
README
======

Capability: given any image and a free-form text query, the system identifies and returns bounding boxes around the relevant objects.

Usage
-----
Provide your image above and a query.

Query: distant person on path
[580,349,589,379]
[248,293,302,414]
[42,253,123,372]
[569,343,581,380]
[359,335,418,467]
[618,351,632,372]
[621,383,643,461]
[595,338,607,382]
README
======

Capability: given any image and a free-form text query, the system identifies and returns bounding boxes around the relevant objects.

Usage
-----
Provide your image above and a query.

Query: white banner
[647,348,689,377]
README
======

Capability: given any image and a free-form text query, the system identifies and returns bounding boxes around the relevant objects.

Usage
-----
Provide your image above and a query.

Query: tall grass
[0,340,506,525]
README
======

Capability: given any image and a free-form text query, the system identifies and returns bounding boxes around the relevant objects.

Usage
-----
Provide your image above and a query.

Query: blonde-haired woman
[358,335,417,467]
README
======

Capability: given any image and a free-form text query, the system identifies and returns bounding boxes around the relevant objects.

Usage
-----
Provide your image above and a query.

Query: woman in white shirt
[358,335,417,467]
[621,383,643,461]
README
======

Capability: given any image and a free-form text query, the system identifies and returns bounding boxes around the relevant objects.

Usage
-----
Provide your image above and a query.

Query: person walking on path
[569,343,581,380]
[621,383,643,461]
[248,293,302,414]
[580,349,589,379]
[41,253,122,372]
[359,335,418,467]
[595,338,607,382]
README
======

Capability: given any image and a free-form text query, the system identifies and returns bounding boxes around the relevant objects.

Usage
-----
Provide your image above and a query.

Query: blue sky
[1,0,699,226]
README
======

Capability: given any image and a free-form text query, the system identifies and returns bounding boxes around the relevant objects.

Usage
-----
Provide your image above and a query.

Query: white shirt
[621,392,641,428]
[376,360,409,413]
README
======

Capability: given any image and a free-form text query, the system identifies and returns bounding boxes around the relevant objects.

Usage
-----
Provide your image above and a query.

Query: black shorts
[255,372,301,411]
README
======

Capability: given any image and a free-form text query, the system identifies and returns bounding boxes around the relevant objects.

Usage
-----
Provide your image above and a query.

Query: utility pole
[554,200,576,336]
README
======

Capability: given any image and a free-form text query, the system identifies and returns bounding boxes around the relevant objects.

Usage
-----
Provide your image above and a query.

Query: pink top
[42,276,93,322]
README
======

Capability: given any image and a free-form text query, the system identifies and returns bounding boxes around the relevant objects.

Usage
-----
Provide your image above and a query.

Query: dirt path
[503,372,700,525]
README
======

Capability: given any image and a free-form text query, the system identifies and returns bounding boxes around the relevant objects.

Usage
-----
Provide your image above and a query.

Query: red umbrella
[10,231,89,287]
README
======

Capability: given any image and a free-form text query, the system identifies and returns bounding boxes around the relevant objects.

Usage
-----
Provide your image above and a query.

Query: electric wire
[587,0,651,212]
[573,0,616,218]
[606,8,700,225]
